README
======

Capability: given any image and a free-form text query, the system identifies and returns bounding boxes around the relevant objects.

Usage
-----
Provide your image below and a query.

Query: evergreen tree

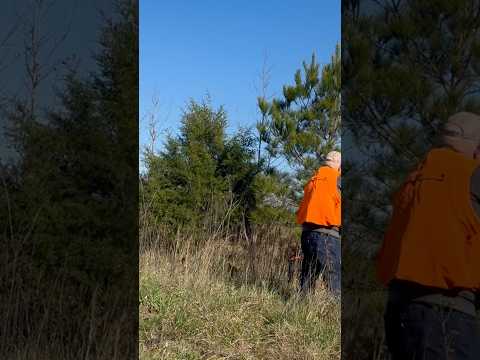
[344,0,480,246]
[142,99,259,238]
[258,45,341,181]
[6,0,139,281]
[1,1,138,356]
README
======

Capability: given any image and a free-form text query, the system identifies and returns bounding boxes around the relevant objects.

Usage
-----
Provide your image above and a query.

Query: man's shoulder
[316,165,339,176]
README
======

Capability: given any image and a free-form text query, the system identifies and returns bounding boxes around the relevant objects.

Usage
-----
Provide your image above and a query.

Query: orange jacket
[296,166,341,226]
[377,148,480,290]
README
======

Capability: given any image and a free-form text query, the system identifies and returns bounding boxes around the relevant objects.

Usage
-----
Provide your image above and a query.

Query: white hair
[440,112,480,157]
[325,151,341,169]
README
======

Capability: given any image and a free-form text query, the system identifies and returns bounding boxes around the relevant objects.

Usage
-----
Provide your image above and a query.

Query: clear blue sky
[140,1,340,160]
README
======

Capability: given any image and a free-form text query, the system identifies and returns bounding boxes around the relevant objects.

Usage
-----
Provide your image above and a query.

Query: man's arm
[471,167,480,218]
[470,167,480,310]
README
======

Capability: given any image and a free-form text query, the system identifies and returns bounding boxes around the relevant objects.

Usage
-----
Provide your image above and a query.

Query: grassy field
[139,233,340,360]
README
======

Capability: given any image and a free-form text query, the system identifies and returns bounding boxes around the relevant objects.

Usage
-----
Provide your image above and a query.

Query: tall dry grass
[341,248,388,360]
[0,195,137,359]
[139,201,341,359]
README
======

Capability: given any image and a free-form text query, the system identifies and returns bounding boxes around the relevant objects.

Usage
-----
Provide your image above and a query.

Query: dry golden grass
[139,229,341,360]
[1,213,137,359]
[1,261,137,359]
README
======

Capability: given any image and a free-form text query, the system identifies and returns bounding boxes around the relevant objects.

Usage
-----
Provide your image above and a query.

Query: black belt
[302,223,339,231]
[302,223,340,238]
[388,280,477,316]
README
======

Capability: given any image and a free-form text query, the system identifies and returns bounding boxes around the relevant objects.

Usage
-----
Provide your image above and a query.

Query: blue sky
[140,1,340,160]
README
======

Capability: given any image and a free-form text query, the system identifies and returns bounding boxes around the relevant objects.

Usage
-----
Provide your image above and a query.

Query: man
[296,151,341,296]
[377,112,480,359]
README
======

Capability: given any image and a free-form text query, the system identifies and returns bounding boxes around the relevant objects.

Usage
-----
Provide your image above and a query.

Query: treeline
[141,45,341,247]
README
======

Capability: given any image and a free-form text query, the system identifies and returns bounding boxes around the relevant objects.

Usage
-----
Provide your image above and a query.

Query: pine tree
[344,0,480,246]
[258,44,341,182]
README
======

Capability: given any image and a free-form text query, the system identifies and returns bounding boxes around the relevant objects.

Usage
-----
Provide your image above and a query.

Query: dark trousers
[385,300,480,359]
[299,230,341,297]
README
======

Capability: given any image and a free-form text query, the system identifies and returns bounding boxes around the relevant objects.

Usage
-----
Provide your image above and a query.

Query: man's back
[377,147,480,290]
[296,166,341,227]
